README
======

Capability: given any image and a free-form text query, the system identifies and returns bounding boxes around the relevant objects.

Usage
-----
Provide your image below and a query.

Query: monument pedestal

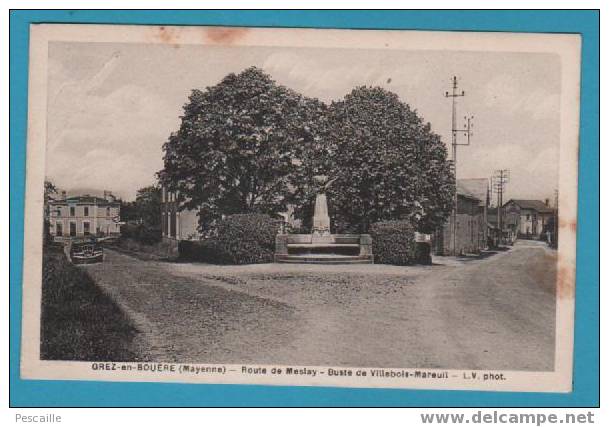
[311,193,331,236]
[311,232,333,244]
[274,234,374,264]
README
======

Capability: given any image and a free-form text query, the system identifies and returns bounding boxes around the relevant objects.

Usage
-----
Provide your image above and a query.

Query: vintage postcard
[21,24,580,392]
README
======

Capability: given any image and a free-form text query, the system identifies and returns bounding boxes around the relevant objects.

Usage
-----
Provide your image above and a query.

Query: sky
[46,41,561,202]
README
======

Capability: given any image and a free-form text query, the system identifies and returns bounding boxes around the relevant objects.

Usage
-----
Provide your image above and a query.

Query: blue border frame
[9,10,599,407]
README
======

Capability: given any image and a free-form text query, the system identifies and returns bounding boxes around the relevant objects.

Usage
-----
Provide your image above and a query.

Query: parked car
[67,238,104,264]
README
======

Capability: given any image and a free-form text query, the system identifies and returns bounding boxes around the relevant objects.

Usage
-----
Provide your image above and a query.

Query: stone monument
[274,184,373,264]
[311,192,332,242]
[275,175,374,264]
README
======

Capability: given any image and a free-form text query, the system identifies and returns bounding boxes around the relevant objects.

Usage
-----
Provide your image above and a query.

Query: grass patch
[40,248,140,361]
[107,238,175,261]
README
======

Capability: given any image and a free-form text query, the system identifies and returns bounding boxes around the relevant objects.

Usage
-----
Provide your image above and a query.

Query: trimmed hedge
[180,213,279,264]
[369,220,416,265]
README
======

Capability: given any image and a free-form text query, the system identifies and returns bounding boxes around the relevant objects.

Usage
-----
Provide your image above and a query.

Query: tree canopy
[44,180,58,204]
[160,69,454,234]
[324,86,454,233]
[120,185,162,227]
[160,67,326,228]
[134,185,162,228]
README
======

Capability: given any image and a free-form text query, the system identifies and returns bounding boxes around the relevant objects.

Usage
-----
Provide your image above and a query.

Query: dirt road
[84,240,556,370]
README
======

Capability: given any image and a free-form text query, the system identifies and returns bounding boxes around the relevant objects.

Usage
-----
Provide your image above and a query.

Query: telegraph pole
[445,76,474,255]
[492,169,510,245]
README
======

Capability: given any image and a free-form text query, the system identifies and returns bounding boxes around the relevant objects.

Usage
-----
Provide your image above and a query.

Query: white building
[502,199,555,239]
[48,193,121,241]
[161,188,201,243]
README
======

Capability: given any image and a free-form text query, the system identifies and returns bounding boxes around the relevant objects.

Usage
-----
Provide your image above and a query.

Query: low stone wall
[275,234,289,257]
[275,234,373,260]
[279,234,366,245]
[359,234,373,257]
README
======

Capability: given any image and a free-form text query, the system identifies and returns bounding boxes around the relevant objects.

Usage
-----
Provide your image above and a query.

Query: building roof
[503,199,554,213]
[458,178,489,206]
[50,195,119,206]
[456,181,480,201]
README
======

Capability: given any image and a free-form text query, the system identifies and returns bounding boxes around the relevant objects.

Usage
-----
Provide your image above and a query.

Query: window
[56,222,63,237]
[107,207,111,217]
[526,214,530,220]
[84,206,89,217]
[69,222,76,236]
[70,206,75,217]
[83,222,90,236]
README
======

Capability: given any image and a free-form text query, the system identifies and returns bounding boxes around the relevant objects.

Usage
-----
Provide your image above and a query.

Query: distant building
[434,179,488,255]
[502,199,555,239]
[48,191,121,241]
[160,188,201,251]
[458,178,490,249]
[486,207,506,245]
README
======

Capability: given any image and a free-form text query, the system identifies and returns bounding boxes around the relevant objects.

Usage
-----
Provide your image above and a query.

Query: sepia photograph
[19,24,581,392]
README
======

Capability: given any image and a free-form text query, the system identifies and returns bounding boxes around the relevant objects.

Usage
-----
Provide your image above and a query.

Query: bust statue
[313,175,337,193]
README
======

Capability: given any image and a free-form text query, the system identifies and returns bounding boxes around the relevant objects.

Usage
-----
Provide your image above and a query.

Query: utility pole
[445,76,474,255]
[492,169,510,245]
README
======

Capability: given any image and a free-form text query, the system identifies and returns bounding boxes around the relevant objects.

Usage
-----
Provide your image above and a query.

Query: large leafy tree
[160,67,325,229]
[414,125,455,233]
[43,179,58,245]
[134,185,162,228]
[44,180,58,203]
[324,86,454,233]
[285,100,331,230]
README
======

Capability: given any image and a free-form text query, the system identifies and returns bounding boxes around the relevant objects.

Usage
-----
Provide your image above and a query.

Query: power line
[492,169,510,245]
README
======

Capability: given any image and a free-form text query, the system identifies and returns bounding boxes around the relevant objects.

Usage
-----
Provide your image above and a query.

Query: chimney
[104,190,115,202]
[61,190,66,200]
